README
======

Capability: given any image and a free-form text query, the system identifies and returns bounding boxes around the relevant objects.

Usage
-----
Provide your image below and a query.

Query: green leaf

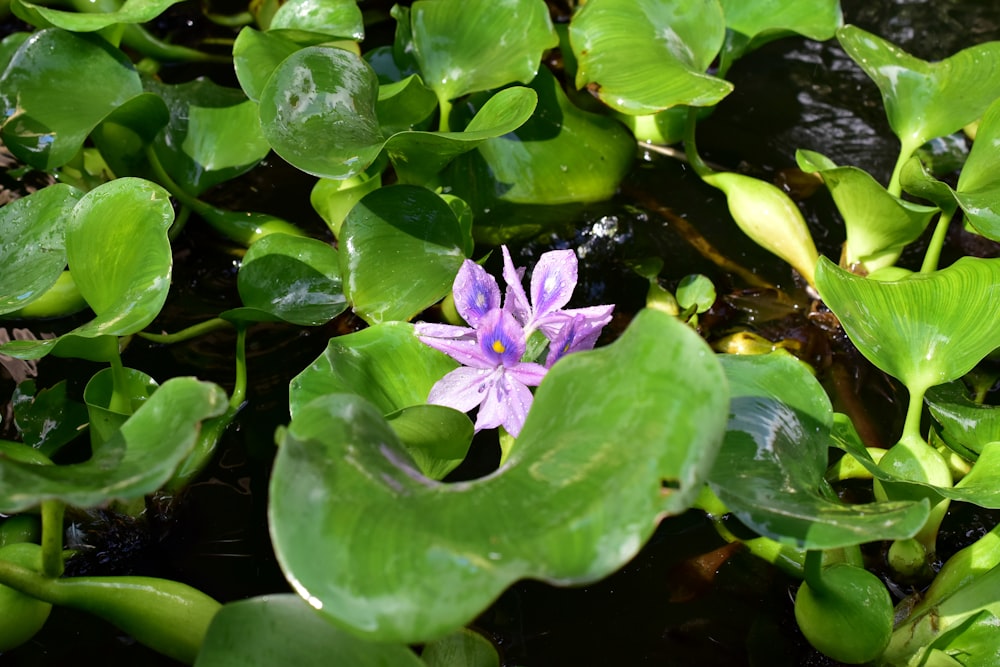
[951,97,1000,241]
[408,0,557,101]
[146,78,271,196]
[797,149,938,272]
[269,309,728,642]
[710,353,928,549]
[12,0,184,31]
[258,46,537,182]
[445,66,635,212]
[1,178,174,361]
[421,629,499,667]
[376,74,438,136]
[385,405,473,481]
[82,367,158,449]
[11,380,88,458]
[570,0,732,115]
[222,233,346,326]
[0,29,144,170]
[816,257,1000,395]
[836,25,1000,160]
[289,322,458,417]
[0,184,81,315]
[233,27,304,103]
[268,0,364,40]
[926,381,1000,460]
[718,0,842,71]
[195,595,424,667]
[310,171,383,238]
[675,274,715,314]
[339,185,469,323]
[0,378,227,513]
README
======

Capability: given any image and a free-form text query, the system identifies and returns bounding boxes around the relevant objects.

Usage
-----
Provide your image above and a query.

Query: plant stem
[138,318,233,344]
[108,347,132,416]
[887,138,921,198]
[39,500,65,579]
[682,107,713,179]
[437,95,453,133]
[919,208,953,274]
[803,550,827,594]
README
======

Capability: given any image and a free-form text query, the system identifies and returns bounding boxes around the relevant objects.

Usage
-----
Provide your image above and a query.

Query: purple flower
[415,245,614,436]
[419,308,546,437]
[501,246,614,365]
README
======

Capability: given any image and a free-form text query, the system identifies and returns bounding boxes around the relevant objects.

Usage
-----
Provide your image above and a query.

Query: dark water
[4,0,1000,664]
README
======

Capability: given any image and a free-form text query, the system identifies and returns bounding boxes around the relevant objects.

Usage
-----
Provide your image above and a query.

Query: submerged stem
[682,107,713,179]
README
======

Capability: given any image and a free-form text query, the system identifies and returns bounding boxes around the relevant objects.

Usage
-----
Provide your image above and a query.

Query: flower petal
[427,366,495,413]
[501,246,532,327]
[508,361,547,386]
[530,249,577,320]
[477,308,527,368]
[453,259,500,327]
[417,327,493,369]
[490,370,536,437]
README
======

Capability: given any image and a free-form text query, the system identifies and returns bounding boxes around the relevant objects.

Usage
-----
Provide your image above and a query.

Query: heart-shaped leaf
[258,46,537,182]
[709,352,928,549]
[797,149,938,272]
[233,27,305,103]
[0,377,227,513]
[570,0,732,115]
[222,233,346,326]
[926,381,1000,460]
[339,185,470,323]
[269,308,728,642]
[816,256,1000,395]
[12,0,184,31]
[145,78,271,196]
[1,178,174,361]
[837,25,1000,170]
[11,380,88,458]
[950,97,1000,241]
[289,322,458,418]
[407,0,557,102]
[195,595,425,667]
[445,66,635,215]
[83,367,158,449]
[0,29,144,170]
[0,184,81,315]
[268,0,364,40]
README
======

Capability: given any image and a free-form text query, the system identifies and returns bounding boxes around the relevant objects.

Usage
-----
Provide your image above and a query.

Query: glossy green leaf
[837,25,1000,160]
[899,154,960,214]
[259,46,536,181]
[195,595,425,667]
[289,322,458,417]
[797,149,938,272]
[233,27,304,103]
[0,184,81,315]
[446,66,634,212]
[11,0,183,31]
[83,367,158,449]
[339,185,469,323]
[146,78,271,196]
[10,380,88,458]
[718,0,842,71]
[926,381,1000,459]
[408,0,557,101]
[570,0,732,115]
[270,308,728,642]
[816,257,1000,395]
[310,171,382,238]
[0,377,227,513]
[0,29,143,170]
[376,74,438,135]
[385,405,473,481]
[676,274,715,314]
[268,0,364,40]
[90,92,171,179]
[709,353,927,549]
[222,233,346,326]
[0,178,174,361]
[951,97,1000,241]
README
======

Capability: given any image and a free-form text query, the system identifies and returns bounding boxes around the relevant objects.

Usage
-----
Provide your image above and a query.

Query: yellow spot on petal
[492,340,506,354]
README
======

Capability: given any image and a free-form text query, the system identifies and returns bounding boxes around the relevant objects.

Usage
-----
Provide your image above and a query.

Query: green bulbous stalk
[795,552,893,664]
[909,523,1000,619]
[0,544,52,652]
[8,271,88,319]
[0,559,220,665]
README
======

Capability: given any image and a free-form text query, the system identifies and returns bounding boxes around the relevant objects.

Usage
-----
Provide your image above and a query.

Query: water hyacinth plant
[2,0,1000,664]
